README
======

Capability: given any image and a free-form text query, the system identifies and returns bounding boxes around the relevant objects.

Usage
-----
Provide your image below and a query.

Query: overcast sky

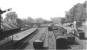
[0,0,86,20]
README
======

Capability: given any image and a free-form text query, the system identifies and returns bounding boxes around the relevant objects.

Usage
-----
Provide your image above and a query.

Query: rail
[0,28,37,46]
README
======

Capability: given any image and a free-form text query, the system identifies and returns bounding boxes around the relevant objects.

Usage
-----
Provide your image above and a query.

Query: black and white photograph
[0,0,87,50]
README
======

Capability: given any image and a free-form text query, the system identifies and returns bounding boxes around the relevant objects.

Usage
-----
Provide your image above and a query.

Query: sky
[0,0,86,20]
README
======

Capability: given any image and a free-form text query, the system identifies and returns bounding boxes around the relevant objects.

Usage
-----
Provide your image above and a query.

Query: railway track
[0,26,86,50]
[14,28,39,49]
[0,28,38,49]
[18,27,48,50]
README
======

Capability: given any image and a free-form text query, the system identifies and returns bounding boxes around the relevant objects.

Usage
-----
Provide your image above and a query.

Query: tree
[27,17,35,23]
[16,18,24,28]
[65,1,87,27]
[35,18,46,24]
[66,1,87,22]
[61,18,66,24]
[51,17,63,24]
[2,12,18,30]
